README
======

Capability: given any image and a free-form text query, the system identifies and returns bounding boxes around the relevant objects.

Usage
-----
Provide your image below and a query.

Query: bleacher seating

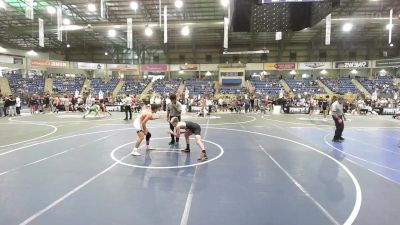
[219,86,248,94]
[53,77,84,94]
[120,79,151,95]
[359,76,398,98]
[286,78,325,95]
[7,74,45,95]
[184,80,214,95]
[251,79,282,95]
[320,77,359,94]
[149,79,180,95]
[90,78,119,94]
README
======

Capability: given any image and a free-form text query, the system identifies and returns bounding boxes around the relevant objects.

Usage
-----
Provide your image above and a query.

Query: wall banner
[335,61,369,69]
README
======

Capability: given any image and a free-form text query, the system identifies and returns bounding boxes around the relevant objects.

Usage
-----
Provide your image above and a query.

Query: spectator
[0,95,4,117]
[16,95,21,115]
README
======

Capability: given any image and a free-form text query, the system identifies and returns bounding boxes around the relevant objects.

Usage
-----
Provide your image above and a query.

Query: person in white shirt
[16,96,21,115]
[123,94,132,120]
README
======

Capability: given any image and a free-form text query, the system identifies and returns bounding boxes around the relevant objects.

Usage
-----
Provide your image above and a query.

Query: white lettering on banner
[299,62,332,70]
[289,107,309,114]
[383,108,397,115]
[335,61,369,69]
[344,62,367,68]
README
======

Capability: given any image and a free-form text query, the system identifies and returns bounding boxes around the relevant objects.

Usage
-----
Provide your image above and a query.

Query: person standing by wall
[331,96,346,142]
[167,93,182,145]
[15,95,21,115]
[0,95,5,117]
[123,94,132,120]
[8,95,16,117]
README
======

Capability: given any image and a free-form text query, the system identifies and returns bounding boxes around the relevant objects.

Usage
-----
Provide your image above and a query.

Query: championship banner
[298,62,332,70]
[141,64,168,72]
[74,62,105,70]
[223,17,229,49]
[180,64,198,70]
[265,63,296,70]
[0,55,14,64]
[127,18,133,49]
[39,18,44,47]
[164,6,168,44]
[25,0,34,20]
[335,61,369,69]
[375,58,400,68]
[108,64,138,71]
[325,14,331,45]
[31,59,68,68]
[57,6,62,41]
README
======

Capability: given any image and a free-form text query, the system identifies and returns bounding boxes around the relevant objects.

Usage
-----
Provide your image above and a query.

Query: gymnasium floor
[0,111,399,225]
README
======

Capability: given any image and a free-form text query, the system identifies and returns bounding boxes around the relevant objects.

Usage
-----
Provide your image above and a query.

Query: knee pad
[146,132,151,141]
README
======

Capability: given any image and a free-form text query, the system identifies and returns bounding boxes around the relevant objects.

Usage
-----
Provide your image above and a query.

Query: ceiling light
[179,70,184,74]
[181,26,190,36]
[0,46,7,53]
[105,52,108,56]
[350,69,358,74]
[342,23,353,32]
[145,26,153,37]
[66,44,70,48]
[320,69,328,75]
[390,43,394,47]
[289,70,296,75]
[26,50,38,56]
[47,6,56,14]
[108,29,117,37]
[63,18,71,25]
[175,0,183,9]
[205,71,212,76]
[88,3,96,12]
[221,0,229,7]
[386,23,394,30]
[0,0,6,9]
[130,1,138,11]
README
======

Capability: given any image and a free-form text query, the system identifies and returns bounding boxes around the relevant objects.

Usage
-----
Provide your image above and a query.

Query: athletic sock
[186,144,190,149]
[202,150,206,154]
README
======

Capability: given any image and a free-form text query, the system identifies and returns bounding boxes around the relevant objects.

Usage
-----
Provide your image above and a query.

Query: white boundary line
[110,138,224,169]
[18,155,131,225]
[180,116,211,225]
[0,135,113,176]
[323,133,400,172]
[258,144,340,225]
[151,115,257,126]
[207,127,362,225]
[0,122,58,148]
[0,128,132,157]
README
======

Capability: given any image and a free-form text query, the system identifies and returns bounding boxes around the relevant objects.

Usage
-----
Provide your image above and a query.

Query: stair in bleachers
[246,80,254,94]
[0,77,12,96]
[44,78,53,94]
[177,81,185,98]
[81,79,91,95]
[316,80,333,95]
[113,79,125,96]
[279,80,294,97]
[140,81,154,99]
[352,79,371,97]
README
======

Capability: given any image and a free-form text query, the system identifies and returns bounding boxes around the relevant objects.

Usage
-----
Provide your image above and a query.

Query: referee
[167,94,182,145]
[331,96,345,142]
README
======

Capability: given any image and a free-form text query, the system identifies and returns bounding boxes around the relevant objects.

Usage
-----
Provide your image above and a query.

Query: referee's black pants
[332,115,344,140]
[125,106,132,120]
[170,115,181,142]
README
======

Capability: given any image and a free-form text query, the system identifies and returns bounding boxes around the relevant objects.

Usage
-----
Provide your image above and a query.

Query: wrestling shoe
[168,140,175,145]
[131,150,141,156]
[197,153,208,161]
[183,147,190,152]
[339,137,345,141]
